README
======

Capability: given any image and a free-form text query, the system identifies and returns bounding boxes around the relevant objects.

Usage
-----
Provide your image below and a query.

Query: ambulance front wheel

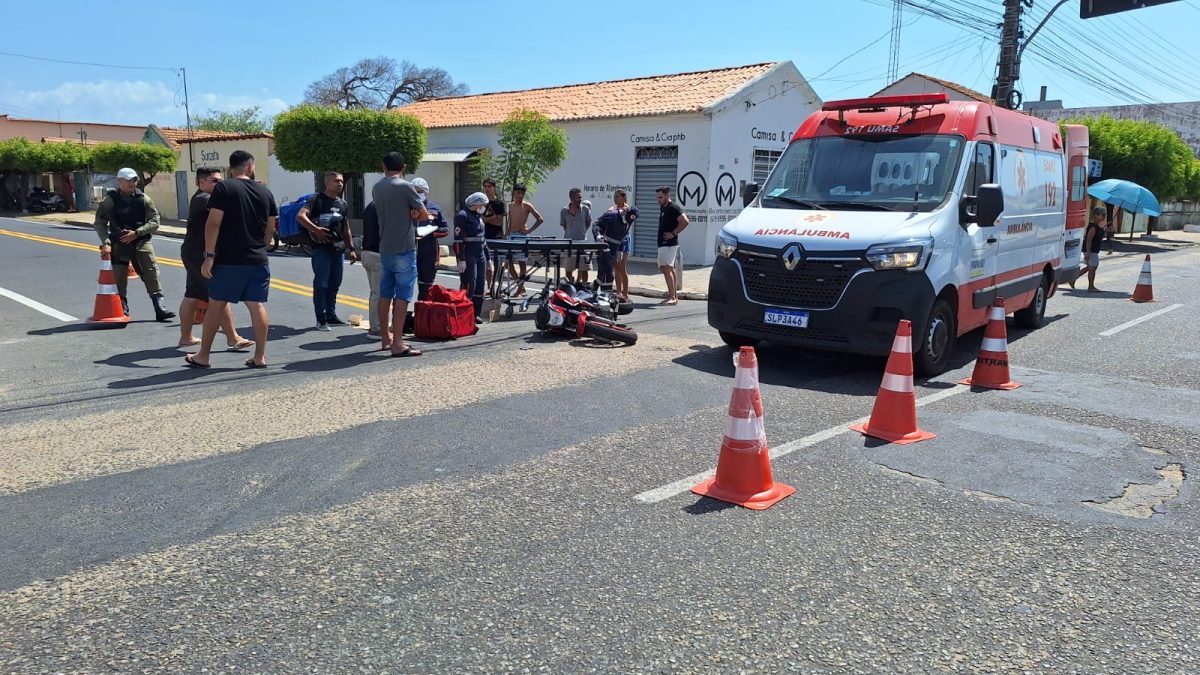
[1014,275,1049,329]
[915,299,956,377]
[719,330,761,349]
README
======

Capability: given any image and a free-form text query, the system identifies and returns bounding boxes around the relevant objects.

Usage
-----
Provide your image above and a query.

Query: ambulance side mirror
[960,183,1004,227]
[743,182,760,207]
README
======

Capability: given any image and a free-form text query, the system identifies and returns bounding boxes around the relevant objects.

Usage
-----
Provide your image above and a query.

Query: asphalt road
[1,215,1197,673]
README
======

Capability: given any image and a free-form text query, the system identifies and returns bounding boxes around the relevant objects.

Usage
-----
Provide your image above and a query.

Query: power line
[0,49,179,73]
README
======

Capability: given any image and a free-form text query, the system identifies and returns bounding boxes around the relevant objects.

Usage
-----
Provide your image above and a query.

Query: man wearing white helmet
[411,177,449,303]
[455,192,490,320]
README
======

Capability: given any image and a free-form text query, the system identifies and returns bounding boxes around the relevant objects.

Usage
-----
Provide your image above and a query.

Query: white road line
[1099,303,1184,337]
[0,286,77,322]
[633,384,967,504]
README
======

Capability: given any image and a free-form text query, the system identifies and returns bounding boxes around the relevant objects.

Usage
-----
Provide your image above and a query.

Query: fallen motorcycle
[534,283,637,346]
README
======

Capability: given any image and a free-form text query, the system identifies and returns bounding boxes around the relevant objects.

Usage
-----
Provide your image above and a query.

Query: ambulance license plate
[764,308,809,328]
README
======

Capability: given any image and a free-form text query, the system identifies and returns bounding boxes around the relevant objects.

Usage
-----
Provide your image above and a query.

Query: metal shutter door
[633,147,678,258]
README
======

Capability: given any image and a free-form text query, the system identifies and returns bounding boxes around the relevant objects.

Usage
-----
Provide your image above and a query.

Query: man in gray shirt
[371,151,429,357]
[559,187,592,284]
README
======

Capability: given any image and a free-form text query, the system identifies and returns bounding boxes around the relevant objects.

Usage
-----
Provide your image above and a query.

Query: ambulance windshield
[760,134,965,213]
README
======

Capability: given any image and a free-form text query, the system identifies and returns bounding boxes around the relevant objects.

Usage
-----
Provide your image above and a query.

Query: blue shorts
[620,236,632,256]
[380,250,417,301]
[208,264,270,303]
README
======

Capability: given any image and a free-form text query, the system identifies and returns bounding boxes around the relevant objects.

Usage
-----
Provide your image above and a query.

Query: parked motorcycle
[28,187,68,213]
[533,282,638,346]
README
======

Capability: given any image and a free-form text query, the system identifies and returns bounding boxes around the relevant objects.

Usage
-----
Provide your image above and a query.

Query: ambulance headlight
[715,231,738,259]
[865,239,932,270]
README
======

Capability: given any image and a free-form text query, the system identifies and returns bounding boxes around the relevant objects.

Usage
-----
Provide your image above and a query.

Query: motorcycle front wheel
[581,319,638,346]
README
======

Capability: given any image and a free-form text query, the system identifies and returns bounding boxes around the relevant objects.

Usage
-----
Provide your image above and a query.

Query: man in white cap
[92,167,176,321]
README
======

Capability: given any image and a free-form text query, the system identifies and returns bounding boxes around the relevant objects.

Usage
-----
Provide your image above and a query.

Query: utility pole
[887,0,902,84]
[991,0,1028,110]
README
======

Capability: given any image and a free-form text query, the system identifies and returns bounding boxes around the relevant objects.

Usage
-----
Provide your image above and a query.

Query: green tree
[469,109,568,194]
[0,138,90,211]
[193,106,272,134]
[90,142,178,188]
[273,105,426,173]
[1064,116,1198,199]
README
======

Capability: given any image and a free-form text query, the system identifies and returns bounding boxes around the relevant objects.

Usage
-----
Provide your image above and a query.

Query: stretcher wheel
[503,304,515,319]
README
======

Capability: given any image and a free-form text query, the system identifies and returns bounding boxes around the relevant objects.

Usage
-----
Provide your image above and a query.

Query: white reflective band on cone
[989,307,1005,321]
[880,372,914,393]
[1138,273,1152,284]
[98,284,118,295]
[981,337,1008,353]
[734,366,759,390]
[100,260,113,271]
[724,413,766,442]
[891,335,913,354]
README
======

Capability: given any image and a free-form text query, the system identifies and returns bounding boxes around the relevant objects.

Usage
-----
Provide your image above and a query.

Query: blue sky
[3,0,1199,126]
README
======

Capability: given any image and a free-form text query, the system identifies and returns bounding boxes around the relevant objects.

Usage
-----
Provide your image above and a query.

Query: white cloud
[1,79,292,126]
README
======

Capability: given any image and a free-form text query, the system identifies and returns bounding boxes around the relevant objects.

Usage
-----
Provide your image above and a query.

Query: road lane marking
[633,384,967,504]
[0,227,370,310]
[1099,303,1184,337]
[0,286,77,321]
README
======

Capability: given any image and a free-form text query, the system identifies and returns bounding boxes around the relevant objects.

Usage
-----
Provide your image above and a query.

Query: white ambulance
[707,93,1089,375]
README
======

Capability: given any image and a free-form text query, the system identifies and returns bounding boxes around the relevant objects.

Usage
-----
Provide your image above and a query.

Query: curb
[434,263,707,301]
[27,218,710,301]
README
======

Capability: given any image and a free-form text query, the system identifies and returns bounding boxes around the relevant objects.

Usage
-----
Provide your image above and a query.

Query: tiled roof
[875,73,993,103]
[399,63,780,128]
[157,128,272,144]
[0,114,150,130]
[40,136,103,147]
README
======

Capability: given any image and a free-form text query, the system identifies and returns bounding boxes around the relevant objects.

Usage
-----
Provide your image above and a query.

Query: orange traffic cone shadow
[194,300,208,324]
[851,320,934,444]
[127,261,139,280]
[88,253,130,327]
[691,346,795,510]
[1131,254,1155,303]
[960,297,1021,390]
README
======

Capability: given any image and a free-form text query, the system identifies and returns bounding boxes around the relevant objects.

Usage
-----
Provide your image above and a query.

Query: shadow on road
[107,364,239,389]
[683,498,737,515]
[96,346,186,369]
[297,332,376,352]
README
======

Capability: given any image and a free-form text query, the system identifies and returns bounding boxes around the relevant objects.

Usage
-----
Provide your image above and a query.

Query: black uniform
[593,205,638,291]
[454,208,488,317]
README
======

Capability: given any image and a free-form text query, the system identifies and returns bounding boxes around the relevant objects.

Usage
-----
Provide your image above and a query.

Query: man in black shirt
[184,150,278,369]
[482,178,506,293]
[655,186,689,305]
[298,171,357,330]
[179,167,253,350]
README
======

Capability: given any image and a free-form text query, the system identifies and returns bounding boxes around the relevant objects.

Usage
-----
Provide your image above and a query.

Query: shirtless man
[505,183,543,296]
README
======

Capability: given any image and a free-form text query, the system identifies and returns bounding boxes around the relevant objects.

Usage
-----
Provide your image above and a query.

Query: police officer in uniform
[411,177,449,302]
[93,167,176,321]
[455,192,490,320]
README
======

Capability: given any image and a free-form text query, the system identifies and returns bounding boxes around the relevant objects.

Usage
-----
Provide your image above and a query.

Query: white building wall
[267,154,317,206]
[705,66,823,261]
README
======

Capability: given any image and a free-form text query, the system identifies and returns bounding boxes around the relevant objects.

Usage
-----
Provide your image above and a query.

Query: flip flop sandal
[244,359,267,369]
[183,354,210,369]
[177,338,201,348]
[391,346,422,357]
[227,339,255,351]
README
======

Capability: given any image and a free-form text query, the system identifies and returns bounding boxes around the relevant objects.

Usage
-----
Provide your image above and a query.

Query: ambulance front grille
[734,252,868,309]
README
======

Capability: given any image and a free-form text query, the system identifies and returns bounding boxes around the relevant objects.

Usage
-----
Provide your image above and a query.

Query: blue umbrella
[1086,179,1161,217]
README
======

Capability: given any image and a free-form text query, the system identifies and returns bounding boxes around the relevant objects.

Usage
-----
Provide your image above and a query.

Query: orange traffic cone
[127,261,139,280]
[194,300,208,324]
[1131,255,1155,303]
[851,320,935,444]
[691,346,795,510]
[960,297,1021,390]
[88,253,130,326]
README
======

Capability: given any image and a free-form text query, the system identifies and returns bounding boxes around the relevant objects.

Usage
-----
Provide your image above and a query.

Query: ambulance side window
[966,143,994,196]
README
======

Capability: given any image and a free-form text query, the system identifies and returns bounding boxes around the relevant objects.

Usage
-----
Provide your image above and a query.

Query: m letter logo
[715,172,737,207]
[677,171,707,208]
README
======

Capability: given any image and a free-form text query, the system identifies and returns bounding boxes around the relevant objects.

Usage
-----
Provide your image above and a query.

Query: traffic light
[1080,0,1180,19]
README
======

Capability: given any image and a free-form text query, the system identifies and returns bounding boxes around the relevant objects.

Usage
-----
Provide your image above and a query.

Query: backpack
[277,193,316,245]
[415,285,477,340]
